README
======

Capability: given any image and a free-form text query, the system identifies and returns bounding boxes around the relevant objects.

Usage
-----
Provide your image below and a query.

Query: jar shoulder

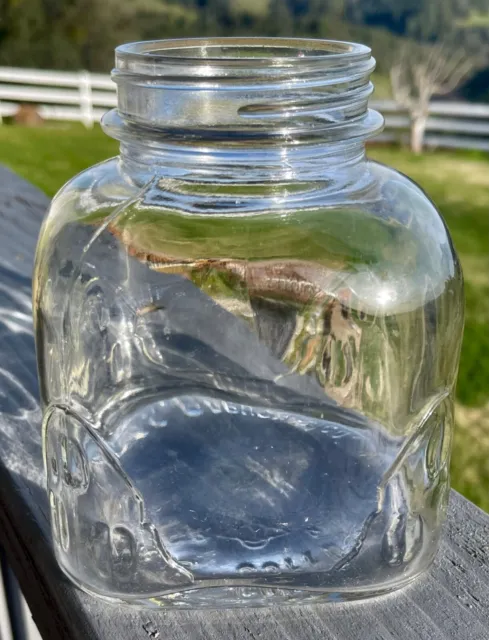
[34,153,463,332]
[367,159,450,238]
[46,155,447,233]
[41,154,461,284]
[49,157,133,222]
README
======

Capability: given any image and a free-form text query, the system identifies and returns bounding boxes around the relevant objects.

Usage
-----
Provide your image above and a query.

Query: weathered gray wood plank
[0,165,488,640]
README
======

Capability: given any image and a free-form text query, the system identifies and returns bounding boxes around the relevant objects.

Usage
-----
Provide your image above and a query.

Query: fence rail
[1,66,489,150]
[375,98,489,151]
[0,67,115,128]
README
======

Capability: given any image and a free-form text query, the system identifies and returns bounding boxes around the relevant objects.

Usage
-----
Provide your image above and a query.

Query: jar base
[66,567,428,609]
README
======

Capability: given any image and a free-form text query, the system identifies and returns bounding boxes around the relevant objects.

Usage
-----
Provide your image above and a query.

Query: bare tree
[390,42,476,154]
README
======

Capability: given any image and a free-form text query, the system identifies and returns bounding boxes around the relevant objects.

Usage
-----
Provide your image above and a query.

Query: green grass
[371,72,392,100]
[369,147,489,409]
[456,10,489,28]
[0,122,487,508]
[368,149,489,511]
[0,122,118,197]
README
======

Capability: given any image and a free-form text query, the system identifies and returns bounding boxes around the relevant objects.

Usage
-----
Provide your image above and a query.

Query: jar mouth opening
[116,37,371,73]
[109,37,382,146]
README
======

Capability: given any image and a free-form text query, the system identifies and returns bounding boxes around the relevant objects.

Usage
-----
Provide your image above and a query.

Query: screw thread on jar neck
[102,37,384,149]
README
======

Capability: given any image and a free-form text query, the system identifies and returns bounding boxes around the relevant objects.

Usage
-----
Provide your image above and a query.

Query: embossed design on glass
[33,38,464,608]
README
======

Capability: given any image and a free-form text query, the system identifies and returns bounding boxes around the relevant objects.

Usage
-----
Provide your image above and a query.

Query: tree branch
[389,40,476,152]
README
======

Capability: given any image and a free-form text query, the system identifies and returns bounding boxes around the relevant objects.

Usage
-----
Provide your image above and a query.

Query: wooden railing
[0,552,41,640]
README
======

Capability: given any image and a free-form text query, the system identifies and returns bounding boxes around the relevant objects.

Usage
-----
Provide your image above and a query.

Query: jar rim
[116,37,371,73]
[109,37,382,146]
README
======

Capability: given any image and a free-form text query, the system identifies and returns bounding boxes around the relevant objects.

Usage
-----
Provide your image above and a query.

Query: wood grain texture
[0,165,488,640]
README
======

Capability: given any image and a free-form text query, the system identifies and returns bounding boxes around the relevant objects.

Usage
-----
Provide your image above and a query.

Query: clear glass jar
[33,38,464,608]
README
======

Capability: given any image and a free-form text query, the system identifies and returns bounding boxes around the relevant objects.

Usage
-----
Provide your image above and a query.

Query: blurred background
[0,0,487,513]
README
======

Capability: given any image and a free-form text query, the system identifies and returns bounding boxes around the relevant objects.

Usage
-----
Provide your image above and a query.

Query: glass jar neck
[102,38,383,183]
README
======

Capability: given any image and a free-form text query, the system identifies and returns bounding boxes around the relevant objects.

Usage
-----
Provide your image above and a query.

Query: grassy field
[0,122,487,509]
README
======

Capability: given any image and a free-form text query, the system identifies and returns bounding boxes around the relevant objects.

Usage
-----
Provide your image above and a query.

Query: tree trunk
[410,115,428,154]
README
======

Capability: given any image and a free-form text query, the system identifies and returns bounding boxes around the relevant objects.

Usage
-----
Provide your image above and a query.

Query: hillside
[0,1,487,99]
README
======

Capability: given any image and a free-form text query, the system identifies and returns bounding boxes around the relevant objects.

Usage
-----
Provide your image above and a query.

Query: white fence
[0,67,115,127]
[375,99,489,152]
[1,66,489,151]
